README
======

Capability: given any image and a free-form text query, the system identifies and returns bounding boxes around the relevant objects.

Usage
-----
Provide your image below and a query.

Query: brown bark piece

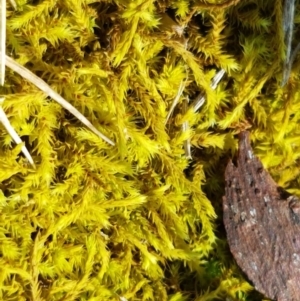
[223,131,300,301]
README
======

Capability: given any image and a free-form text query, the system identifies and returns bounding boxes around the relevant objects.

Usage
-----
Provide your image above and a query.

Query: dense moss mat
[1,0,300,300]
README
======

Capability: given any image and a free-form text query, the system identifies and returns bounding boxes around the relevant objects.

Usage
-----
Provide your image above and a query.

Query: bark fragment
[223,131,300,301]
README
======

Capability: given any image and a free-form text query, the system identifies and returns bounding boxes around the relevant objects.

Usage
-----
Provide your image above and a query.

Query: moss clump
[1,0,299,300]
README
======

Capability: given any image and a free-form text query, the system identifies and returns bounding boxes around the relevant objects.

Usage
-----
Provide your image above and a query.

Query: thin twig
[190,69,225,112]
[8,0,17,10]
[282,41,300,85]
[282,0,296,86]
[182,97,191,159]
[5,55,115,146]
[165,80,186,125]
[0,98,34,165]
[0,0,6,85]
[182,70,225,160]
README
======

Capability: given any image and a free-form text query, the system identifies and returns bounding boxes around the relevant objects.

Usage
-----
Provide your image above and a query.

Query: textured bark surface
[223,131,300,301]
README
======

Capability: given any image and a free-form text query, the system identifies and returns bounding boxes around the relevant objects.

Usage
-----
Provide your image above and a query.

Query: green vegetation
[0,0,299,300]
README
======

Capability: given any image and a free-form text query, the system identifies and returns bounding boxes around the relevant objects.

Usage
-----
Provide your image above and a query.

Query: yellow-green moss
[0,0,300,300]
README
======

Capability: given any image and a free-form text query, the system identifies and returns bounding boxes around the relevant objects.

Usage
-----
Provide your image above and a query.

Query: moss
[0,0,299,300]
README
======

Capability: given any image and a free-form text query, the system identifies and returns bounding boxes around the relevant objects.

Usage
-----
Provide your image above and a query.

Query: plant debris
[223,131,300,301]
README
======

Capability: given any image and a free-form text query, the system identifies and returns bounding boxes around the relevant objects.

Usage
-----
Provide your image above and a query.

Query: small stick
[165,79,186,125]
[282,0,296,86]
[0,98,34,165]
[182,97,191,159]
[8,0,17,10]
[191,69,225,112]
[0,0,6,86]
[282,41,300,86]
[5,55,115,146]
